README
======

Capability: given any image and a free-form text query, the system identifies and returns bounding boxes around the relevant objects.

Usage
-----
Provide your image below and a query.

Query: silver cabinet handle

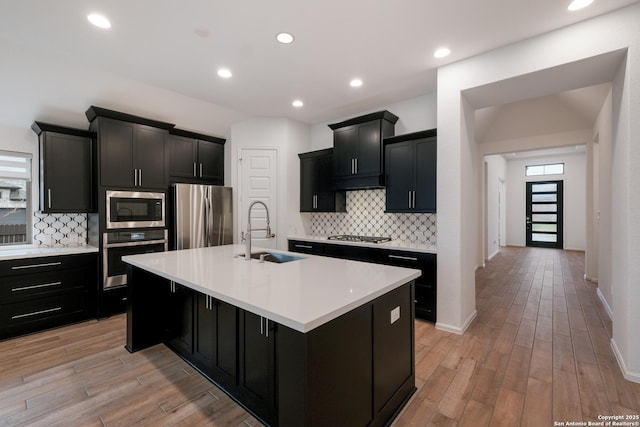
[200,163,203,177]
[193,162,197,177]
[12,307,61,320]
[408,191,412,209]
[412,190,416,209]
[355,158,358,174]
[134,169,137,186]
[260,316,264,335]
[294,244,312,249]
[138,169,142,187]
[11,261,62,270]
[266,318,269,338]
[388,254,419,262]
[48,189,52,209]
[12,281,62,292]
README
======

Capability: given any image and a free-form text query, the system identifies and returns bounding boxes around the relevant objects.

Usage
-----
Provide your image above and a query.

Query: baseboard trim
[610,338,640,384]
[487,249,499,262]
[436,310,477,335]
[596,288,614,321]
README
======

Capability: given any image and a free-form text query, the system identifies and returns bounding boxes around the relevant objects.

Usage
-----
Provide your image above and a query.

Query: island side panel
[277,281,415,427]
[126,265,169,352]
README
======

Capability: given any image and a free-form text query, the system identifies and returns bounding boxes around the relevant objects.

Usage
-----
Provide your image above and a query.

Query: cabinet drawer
[0,254,94,277]
[288,240,324,255]
[0,268,91,303]
[0,292,90,339]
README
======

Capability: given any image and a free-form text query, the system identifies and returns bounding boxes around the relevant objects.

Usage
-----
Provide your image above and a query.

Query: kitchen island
[123,244,420,427]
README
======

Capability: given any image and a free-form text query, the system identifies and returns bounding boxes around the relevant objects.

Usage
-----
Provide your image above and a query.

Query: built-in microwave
[106,190,165,229]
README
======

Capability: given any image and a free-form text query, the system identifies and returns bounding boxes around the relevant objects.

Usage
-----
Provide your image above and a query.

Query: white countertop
[0,245,99,261]
[288,235,437,254]
[123,244,420,333]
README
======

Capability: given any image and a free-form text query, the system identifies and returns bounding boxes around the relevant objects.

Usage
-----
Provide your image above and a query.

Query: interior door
[239,148,278,250]
[526,180,563,249]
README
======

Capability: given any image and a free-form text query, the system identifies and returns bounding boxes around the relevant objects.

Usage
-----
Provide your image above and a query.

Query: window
[525,163,564,176]
[0,151,32,246]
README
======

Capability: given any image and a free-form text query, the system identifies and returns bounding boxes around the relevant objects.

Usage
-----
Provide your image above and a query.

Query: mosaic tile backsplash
[309,189,437,245]
[33,212,88,246]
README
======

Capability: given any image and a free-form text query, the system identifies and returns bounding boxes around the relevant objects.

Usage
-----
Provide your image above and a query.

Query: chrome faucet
[244,200,275,260]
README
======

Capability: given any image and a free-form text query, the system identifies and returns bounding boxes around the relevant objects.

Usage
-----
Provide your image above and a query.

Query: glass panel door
[526,180,563,249]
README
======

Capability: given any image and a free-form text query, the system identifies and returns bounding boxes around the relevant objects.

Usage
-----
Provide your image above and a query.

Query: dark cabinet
[0,253,98,340]
[239,310,277,425]
[329,111,398,190]
[193,294,237,387]
[288,240,324,255]
[31,122,96,213]
[165,281,194,356]
[169,129,225,185]
[385,129,437,213]
[299,148,345,212]
[86,106,173,190]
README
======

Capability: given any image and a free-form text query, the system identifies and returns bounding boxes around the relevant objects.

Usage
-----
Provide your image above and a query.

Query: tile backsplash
[33,212,88,246]
[309,189,437,245]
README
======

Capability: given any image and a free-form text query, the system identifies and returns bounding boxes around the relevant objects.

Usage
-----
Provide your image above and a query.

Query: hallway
[395,246,640,426]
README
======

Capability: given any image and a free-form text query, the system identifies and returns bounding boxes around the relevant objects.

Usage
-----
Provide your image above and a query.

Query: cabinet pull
[412,190,416,209]
[355,158,358,174]
[408,191,412,209]
[48,189,52,209]
[294,244,312,249]
[193,162,197,177]
[12,307,62,320]
[11,261,62,270]
[266,319,269,338]
[138,169,142,187]
[199,163,203,177]
[12,281,62,292]
[388,254,419,262]
[134,169,138,186]
[260,316,264,335]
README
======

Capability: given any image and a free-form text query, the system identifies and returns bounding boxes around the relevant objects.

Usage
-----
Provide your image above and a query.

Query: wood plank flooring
[1,246,639,426]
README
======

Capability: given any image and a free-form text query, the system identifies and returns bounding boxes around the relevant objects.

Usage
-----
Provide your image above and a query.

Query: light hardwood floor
[1,247,639,426]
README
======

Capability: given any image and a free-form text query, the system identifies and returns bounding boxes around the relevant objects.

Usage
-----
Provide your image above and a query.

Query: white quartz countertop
[0,245,99,261]
[288,235,437,254]
[123,244,421,333]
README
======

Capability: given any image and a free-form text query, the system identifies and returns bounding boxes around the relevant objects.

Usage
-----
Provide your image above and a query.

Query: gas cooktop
[327,235,392,244]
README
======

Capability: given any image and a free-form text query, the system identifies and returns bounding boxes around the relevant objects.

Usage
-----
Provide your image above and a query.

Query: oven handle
[103,239,168,249]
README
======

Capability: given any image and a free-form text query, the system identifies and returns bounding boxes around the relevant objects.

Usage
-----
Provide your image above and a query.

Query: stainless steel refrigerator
[172,184,233,249]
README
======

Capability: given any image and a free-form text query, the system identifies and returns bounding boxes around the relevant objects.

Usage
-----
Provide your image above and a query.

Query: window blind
[0,151,32,180]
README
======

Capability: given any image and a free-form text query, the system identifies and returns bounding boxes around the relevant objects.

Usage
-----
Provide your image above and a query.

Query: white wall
[484,155,507,260]
[505,153,586,250]
[309,92,437,151]
[228,117,310,250]
[437,2,640,380]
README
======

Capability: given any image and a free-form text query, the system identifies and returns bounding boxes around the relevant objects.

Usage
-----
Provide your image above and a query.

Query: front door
[526,180,563,249]
[239,148,278,250]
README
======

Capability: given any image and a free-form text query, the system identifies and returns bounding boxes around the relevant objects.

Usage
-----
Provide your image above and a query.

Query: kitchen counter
[288,234,437,254]
[124,243,419,426]
[0,245,99,261]
[123,243,420,333]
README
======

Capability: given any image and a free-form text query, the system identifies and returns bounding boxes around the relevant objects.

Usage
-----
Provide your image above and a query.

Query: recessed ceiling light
[87,13,111,29]
[276,32,294,44]
[350,78,363,88]
[434,47,451,58]
[568,0,594,11]
[292,100,304,108]
[217,68,232,78]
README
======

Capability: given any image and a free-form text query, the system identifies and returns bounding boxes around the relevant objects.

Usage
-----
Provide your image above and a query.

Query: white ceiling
[0,0,638,127]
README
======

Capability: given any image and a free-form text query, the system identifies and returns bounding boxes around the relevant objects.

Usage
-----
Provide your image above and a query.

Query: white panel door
[239,148,278,250]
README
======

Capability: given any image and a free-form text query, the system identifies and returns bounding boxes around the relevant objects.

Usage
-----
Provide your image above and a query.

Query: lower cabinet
[165,281,194,357]
[0,253,98,340]
[238,311,278,425]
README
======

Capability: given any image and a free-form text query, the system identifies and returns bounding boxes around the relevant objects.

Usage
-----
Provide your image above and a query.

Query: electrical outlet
[390,306,400,324]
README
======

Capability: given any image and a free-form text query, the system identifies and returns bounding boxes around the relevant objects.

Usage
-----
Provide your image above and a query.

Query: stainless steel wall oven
[102,229,167,289]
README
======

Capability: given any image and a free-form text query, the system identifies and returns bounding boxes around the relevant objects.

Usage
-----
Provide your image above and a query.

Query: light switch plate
[390,306,400,324]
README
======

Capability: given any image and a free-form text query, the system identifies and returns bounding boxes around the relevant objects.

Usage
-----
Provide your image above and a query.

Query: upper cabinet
[31,122,96,213]
[299,148,346,212]
[329,111,398,190]
[86,106,172,190]
[384,129,437,213]
[169,128,225,185]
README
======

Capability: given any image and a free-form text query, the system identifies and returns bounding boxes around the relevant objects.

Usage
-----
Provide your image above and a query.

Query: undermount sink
[238,251,304,264]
